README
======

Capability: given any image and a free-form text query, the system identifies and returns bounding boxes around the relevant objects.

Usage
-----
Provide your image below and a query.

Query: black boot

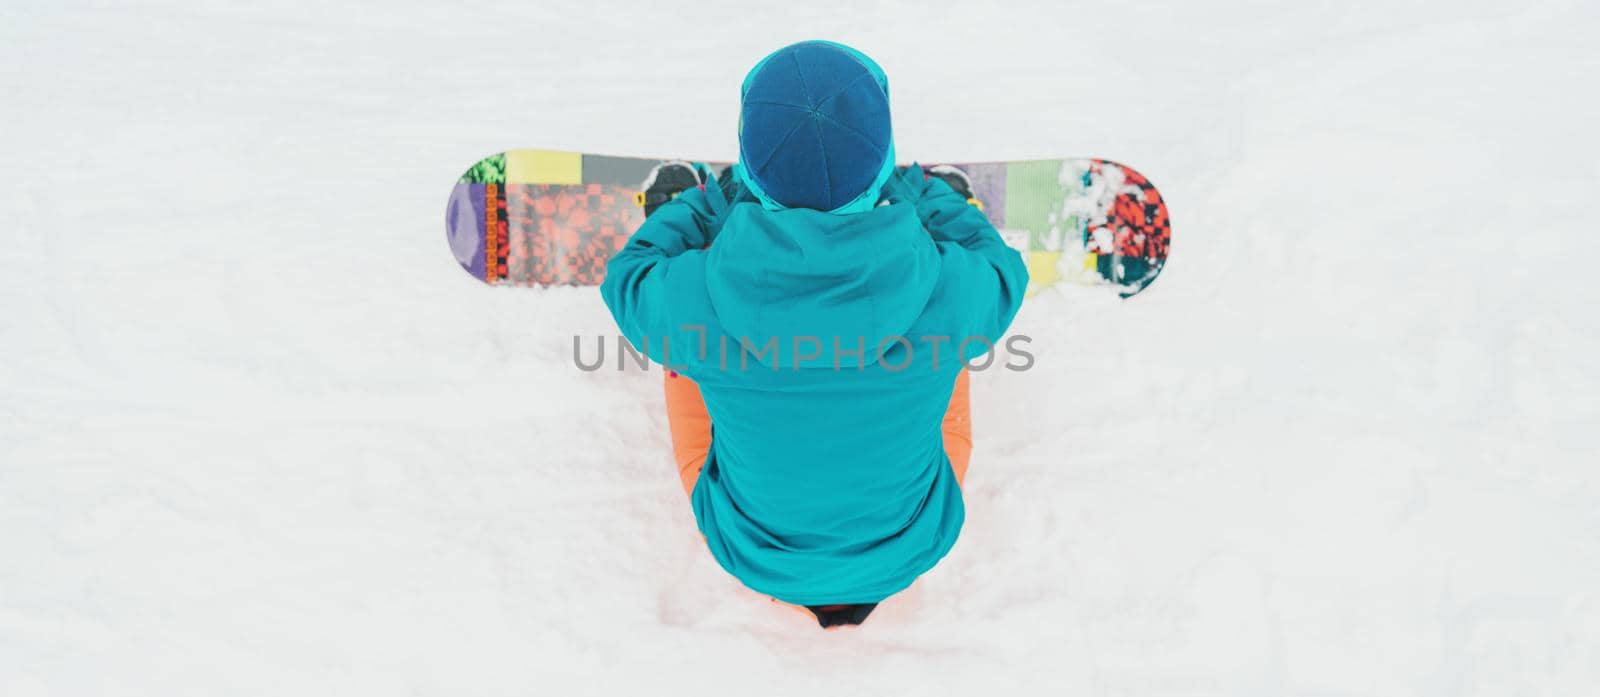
[636,161,705,217]
[805,603,878,628]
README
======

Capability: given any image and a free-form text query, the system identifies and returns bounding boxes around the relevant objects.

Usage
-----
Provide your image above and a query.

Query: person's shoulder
[657,250,723,323]
[917,241,1002,315]
[930,239,996,282]
[652,248,709,291]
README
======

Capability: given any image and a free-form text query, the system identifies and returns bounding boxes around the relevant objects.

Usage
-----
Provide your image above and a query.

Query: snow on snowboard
[444,149,1171,298]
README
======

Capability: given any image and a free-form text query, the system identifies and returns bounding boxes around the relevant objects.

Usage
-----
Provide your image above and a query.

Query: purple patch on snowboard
[446,182,487,280]
[951,162,1006,229]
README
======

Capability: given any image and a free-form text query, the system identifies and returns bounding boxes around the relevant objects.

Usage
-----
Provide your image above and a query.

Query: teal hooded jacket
[600,165,1028,605]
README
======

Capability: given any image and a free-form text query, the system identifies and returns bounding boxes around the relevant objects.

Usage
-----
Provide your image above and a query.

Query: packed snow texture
[3,1,1599,695]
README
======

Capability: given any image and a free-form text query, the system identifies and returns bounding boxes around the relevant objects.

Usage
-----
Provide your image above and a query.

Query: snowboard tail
[446,150,1170,298]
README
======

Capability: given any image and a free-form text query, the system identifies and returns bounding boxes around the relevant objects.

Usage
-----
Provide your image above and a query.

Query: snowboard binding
[925,164,983,210]
[635,161,708,217]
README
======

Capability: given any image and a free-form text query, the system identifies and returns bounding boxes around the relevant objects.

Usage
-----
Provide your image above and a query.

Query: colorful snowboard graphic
[446,150,1170,298]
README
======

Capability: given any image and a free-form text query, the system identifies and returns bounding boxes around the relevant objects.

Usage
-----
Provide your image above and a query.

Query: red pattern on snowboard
[1096,163,1171,262]
[504,184,643,286]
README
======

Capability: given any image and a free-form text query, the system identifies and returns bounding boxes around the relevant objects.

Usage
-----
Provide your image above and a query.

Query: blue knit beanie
[737,41,895,214]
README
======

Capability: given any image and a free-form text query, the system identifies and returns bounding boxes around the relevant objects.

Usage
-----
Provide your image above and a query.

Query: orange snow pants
[663,370,973,497]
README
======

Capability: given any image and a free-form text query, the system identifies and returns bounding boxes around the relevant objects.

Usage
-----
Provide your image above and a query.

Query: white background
[3,1,1598,695]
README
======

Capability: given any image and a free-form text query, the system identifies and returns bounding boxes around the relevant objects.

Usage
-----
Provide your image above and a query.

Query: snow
[3,0,1599,694]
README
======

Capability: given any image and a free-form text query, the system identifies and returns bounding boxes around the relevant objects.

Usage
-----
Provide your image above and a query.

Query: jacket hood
[704,202,939,369]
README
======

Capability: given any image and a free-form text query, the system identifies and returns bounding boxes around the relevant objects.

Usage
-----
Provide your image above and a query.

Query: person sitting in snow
[601,40,1028,628]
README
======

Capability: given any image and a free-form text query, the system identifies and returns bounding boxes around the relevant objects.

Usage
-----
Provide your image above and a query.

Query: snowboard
[445,149,1171,298]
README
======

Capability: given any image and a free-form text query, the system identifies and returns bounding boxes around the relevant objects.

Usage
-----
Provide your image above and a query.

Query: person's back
[601,40,1028,624]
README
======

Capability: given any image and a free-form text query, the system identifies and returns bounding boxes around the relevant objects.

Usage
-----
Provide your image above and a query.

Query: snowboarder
[601,40,1028,628]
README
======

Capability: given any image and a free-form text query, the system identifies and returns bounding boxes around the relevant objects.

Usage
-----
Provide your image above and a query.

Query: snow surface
[4,1,1600,695]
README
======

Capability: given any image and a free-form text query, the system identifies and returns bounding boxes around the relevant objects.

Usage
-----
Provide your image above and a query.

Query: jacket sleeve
[889,165,1030,354]
[600,185,720,365]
